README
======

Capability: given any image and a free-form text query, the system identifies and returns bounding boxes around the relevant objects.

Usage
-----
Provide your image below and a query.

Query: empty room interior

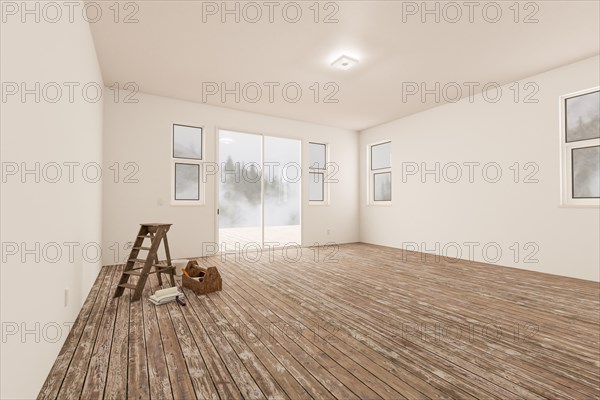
[2,1,600,399]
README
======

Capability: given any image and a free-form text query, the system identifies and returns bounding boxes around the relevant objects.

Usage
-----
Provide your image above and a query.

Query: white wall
[103,92,359,264]
[360,56,600,281]
[0,7,103,399]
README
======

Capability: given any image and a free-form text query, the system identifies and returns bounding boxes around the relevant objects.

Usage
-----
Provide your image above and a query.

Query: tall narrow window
[172,124,203,204]
[309,142,327,203]
[560,88,600,206]
[369,141,392,203]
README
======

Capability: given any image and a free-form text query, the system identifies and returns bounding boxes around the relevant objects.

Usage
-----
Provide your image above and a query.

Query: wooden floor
[39,243,600,399]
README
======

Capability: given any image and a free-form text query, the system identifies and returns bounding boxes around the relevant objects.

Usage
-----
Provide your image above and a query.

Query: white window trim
[308,142,330,205]
[171,123,205,206]
[559,87,600,208]
[368,140,392,206]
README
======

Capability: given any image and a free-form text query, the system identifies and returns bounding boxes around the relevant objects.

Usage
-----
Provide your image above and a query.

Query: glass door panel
[218,130,262,251]
[263,136,302,246]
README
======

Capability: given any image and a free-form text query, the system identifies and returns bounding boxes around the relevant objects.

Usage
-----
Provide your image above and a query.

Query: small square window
[566,91,600,143]
[373,172,391,202]
[173,124,202,160]
[572,146,600,198]
[371,142,391,170]
[175,163,200,200]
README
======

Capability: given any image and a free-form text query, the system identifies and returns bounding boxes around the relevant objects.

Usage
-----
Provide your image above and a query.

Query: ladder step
[118,283,137,290]
[133,246,151,250]
[128,258,148,264]
[151,267,175,274]
[152,265,176,272]
[123,269,143,276]
[128,266,144,271]
[137,235,153,238]
[124,266,174,276]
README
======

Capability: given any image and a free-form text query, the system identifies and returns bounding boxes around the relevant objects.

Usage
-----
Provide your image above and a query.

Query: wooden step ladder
[114,223,176,301]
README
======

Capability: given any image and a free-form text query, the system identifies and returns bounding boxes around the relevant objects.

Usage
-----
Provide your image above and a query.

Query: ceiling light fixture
[331,55,359,70]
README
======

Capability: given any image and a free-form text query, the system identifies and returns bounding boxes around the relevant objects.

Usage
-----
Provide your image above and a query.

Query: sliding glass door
[218,130,301,251]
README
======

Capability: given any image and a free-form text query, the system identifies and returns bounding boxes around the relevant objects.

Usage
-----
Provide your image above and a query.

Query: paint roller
[154,286,179,297]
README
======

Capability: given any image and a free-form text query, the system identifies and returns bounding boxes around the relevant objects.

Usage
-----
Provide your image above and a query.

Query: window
[174,163,200,200]
[172,124,203,204]
[369,141,391,203]
[309,142,327,203]
[560,88,600,207]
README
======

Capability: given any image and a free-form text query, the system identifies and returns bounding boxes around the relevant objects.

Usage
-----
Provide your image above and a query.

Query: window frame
[368,140,392,205]
[174,162,200,201]
[308,142,329,205]
[370,141,392,171]
[559,87,600,208]
[373,171,392,202]
[171,123,205,206]
[173,123,204,160]
[309,171,325,202]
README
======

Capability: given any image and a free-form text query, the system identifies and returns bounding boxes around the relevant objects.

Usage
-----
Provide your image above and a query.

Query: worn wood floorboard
[39,243,600,399]
[37,266,110,399]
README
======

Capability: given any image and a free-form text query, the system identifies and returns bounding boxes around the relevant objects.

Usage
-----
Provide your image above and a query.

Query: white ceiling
[89,1,600,131]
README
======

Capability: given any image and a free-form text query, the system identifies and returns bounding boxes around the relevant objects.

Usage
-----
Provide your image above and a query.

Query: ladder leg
[163,233,176,287]
[132,274,148,301]
[155,254,163,286]
[148,233,163,286]
[154,227,168,286]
